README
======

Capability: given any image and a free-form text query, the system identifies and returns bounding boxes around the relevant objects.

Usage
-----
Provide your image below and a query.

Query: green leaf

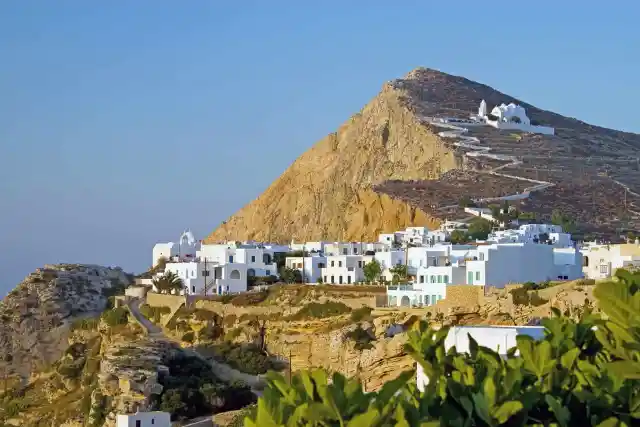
[595,417,629,427]
[545,395,570,427]
[492,400,523,424]
[483,377,496,408]
[346,409,381,427]
[607,360,640,379]
[560,348,580,370]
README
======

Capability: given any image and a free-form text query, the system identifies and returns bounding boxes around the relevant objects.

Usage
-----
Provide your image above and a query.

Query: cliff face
[210,67,640,241]
[206,82,457,243]
[0,264,132,377]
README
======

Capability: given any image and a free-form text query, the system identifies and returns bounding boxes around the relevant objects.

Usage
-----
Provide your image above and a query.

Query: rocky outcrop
[0,264,132,377]
[206,81,453,243]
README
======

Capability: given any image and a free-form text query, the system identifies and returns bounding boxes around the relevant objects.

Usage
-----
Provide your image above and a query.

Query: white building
[581,242,640,279]
[387,281,446,307]
[117,411,171,427]
[198,244,278,277]
[290,241,327,253]
[416,326,545,391]
[321,255,374,285]
[162,260,249,295]
[474,99,555,135]
[286,255,327,283]
[152,229,200,266]
[487,224,573,248]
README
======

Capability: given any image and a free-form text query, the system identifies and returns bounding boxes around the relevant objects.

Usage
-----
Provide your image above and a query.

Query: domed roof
[180,229,197,246]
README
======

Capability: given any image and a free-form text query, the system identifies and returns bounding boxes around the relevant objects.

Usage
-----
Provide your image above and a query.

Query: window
[432,295,436,303]
[475,271,480,281]
[324,276,327,283]
[229,255,234,263]
[430,275,436,283]
[438,295,443,301]
[354,248,358,254]
[443,275,449,283]
[437,275,442,283]
[266,269,270,275]
[338,261,342,267]
[343,248,348,255]
[202,270,210,277]
[419,275,424,283]
[152,419,155,425]
[192,286,195,293]
[136,421,141,427]
[331,261,335,267]
[331,275,335,284]
[251,256,256,262]
[468,271,474,283]
[600,265,608,274]
[347,276,352,284]
[226,285,229,292]
[339,276,343,284]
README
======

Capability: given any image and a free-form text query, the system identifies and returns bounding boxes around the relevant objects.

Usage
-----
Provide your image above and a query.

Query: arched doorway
[247,269,256,277]
[400,296,411,307]
[230,270,241,279]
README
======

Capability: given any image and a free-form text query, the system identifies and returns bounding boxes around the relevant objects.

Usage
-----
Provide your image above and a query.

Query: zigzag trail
[424,118,555,210]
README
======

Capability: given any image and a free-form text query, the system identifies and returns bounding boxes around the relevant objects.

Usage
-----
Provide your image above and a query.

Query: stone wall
[436,285,486,313]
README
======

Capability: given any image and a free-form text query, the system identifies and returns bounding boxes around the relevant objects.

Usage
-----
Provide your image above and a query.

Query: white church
[475,100,555,135]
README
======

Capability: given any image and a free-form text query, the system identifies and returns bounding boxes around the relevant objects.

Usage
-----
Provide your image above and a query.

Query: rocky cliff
[206,78,456,243]
[0,264,132,377]
[209,67,640,242]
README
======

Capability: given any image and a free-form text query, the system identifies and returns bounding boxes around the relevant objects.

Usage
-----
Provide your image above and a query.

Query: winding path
[127,298,264,396]
[425,118,555,210]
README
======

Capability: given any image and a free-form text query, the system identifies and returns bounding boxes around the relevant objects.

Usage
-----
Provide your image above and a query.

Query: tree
[458,196,476,208]
[551,209,577,233]
[449,229,468,244]
[467,217,492,240]
[389,264,408,285]
[244,269,640,426]
[152,271,184,294]
[363,259,382,284]
[511,115,521,123]
[278,267,301,284]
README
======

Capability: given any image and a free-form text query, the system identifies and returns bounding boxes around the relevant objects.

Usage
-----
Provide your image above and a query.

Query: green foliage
[100,306,129,327]
[459,196,476,208]
[449,229,469,244]
[155,351,255,420]
[468,217,493,240]
[244,270,640,426]
[389,264,408,284]
[71,317,100,331]
[287,301,352,321]
[363,259,382,284]
[510,287,549,306]
[152,271,185,294]
[350,306,373,322]
[279,267,302,284]
[201,342,278,375]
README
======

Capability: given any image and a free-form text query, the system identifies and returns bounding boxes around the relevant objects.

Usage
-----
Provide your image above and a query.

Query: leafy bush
[71,317,100,331]
[244,269,640,426]
[202,342,277,375]
[510,286,549,306]
[350,306,373,322]
[155,351,255,421]
[100,307,128,327]
[225,327,243,341]
[139,304,171,323]
[287,301,352,321]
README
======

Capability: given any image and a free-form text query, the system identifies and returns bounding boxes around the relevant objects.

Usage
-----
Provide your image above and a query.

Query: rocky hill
[0,264,133,378]
[207,67,640,242]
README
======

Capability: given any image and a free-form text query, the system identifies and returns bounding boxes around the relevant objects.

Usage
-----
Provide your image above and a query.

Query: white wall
[320,255,372,284]
[286,256,327,283]
[152,243,177,266]
[465,243,555,287]
[116,412,171,427]
[416,326,545,391]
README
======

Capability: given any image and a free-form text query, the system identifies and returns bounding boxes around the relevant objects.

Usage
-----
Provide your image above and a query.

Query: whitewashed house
[487,224,573,248]
[117,411,171,427]
[152,229,200,266]
[320,255,374,285]
[290,241,327,253]
[386,281,445,307]
[198,244,278,277]
[416,326,545,391]
[286,254,327,283]
[162,260,248,295]
[581,242,640,279]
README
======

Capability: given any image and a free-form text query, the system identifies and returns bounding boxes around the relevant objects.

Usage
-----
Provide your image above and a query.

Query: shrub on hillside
[100,307,128,327]
[345,326,376,351]
[181,331,195,343]
[287,301,352,321]
[244,268,640,426]
[350,306,373,322]
[231,290,269,306]
[202,342,277,375]
[139,304,171,323]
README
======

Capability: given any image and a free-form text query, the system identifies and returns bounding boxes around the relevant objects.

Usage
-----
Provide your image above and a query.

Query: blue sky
[1,1,638,293]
